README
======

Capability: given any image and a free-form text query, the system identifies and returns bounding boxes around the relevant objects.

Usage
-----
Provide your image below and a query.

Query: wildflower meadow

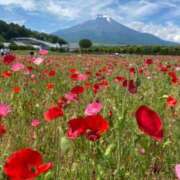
[0,52,179,179]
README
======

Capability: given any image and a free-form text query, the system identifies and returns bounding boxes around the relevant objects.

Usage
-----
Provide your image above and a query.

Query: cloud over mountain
[0,0,179,42]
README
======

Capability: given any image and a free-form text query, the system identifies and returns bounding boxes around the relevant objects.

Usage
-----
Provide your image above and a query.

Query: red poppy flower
[0,124,6,137]
[27,66,33,72]
[115,76,125,83]
[12,87,21,94]
[144,58,153,65]
[122,80,137,94]
[122,80,128,87]
[93,83,101,94]
[138,67,143,75]
[2,71,12,78]
[93,80,108,94]
[96,72,101,77]
[100,79,108,86]
[48,70,56,77]
[12,87,20,93]
[3,148,53,179]
[109,110,113,117]
[3,54,16,65]
[84,81,91,89]
[168,71,178,84]
[67,117,86,139]
[57,97,68,108]
[70,73,78,80]
[129,67,135,76]
[159,64,168,73]
[135,105,163,141]
[70,73,87,81]
[166,96,177,107]
[84,115,109,141]
[44,106,64,122]
[71,86,84,95]
[69,68,78,74]
[46,83,55,90]
[66,115,109,141]
[127,80,137,94]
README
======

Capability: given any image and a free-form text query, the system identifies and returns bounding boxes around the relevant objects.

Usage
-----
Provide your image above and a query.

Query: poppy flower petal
[135,105,163,141]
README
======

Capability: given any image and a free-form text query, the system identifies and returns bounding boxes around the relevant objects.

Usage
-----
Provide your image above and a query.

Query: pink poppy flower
[85,102,103,116]
[31,74,36,79]
[11,63,25,72]
[176,66,180,72]
[70,73,87,81]
[32,57,44,65]
[78,73,87,81]
[31,119,41,127]
[0,104,11,118]
[64,92,77,102]
[175,164,180,179]
[39,49,48,55]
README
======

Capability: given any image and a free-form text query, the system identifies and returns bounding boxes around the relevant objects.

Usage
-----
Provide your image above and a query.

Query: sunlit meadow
[0,52,179,179]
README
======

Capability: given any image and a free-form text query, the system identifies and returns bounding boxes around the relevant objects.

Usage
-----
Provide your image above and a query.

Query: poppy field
[0,52,179,179]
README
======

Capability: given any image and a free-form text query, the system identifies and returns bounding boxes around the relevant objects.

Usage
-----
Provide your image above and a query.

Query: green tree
[0,20,67,45]
[0,34,5,42]
[79,39,92,49]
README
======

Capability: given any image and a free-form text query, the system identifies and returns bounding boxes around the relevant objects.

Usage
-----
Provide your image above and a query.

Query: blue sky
[0,0,180,42]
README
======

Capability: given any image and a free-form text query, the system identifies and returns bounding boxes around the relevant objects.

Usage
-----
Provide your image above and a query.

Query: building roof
[12,37,60,48]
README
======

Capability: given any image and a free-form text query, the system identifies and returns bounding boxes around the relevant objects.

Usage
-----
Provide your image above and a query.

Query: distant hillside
[0,20,67,44]
[54,15,178,46]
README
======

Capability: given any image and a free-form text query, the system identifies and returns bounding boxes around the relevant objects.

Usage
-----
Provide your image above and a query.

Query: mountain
[54,15,177,46]
[0,20,66,44]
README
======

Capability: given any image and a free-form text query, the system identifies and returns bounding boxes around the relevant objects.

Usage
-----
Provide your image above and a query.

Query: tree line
[87,45,180,55]
[0,20,67,45]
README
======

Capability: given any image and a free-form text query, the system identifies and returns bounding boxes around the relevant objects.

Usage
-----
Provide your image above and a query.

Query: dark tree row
[85,45,180,55]
[0,20,67,45]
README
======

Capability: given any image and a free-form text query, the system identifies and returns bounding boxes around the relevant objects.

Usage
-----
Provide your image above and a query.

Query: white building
[12,37,63,49]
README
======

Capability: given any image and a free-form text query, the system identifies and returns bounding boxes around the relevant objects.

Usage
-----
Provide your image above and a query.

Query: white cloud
[0,0,36,11]
[115,0,161,18]
[0,0,179,42]
[45,0,80,19]
[43,0,115,20]
[128,21,180,43]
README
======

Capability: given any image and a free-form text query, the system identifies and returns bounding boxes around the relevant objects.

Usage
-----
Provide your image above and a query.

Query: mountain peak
[96,14,112,22]
[54,16,177,45]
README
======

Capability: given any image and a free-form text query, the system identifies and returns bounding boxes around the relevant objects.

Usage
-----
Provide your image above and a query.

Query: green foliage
[0,43,4,49]
[50,47,67,53]
[9,43,35,51]
[0,34,5,43]
[88,45,180,55]
[79,39,92,49]
[0,20,67,45]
